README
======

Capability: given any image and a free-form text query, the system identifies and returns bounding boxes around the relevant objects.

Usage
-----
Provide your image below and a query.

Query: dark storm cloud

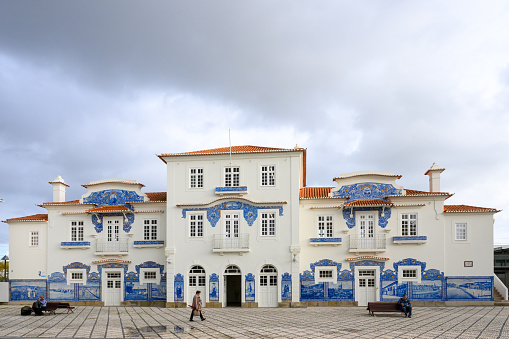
[1,0,509,251]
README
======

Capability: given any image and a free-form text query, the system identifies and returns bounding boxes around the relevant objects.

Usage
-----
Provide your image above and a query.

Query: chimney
[49,176,70,202]
[424,163,445,192]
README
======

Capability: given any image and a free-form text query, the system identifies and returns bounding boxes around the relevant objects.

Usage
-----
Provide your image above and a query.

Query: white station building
[4,146,503,307]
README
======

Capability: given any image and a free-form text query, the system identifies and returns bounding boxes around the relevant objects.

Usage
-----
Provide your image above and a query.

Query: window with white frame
[455,223,467,241]
[398,266,420,283]
[29,231,39,247]
[261,165,275,186]
[67,269,86,284]
[401,213,417,236]
[71,221,84,241]
[144,219,158,240]
[318,216,333,238]
[189,214,204,237]
[261,212,276,236]
[224,166,240,187]
[190,168,204,188]
[315,267,337,283]
[140,268,160,285]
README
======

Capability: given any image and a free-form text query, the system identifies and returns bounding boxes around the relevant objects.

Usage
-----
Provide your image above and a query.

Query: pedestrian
[190,290,206,321]
[33,298,43,316]
[398,294,412,318]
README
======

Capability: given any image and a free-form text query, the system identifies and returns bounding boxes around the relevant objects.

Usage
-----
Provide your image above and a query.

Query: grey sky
[1,1,508,256]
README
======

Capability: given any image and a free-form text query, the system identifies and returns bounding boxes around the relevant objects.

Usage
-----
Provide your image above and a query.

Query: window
[71,272,83,281]
[318,216,333,238]
[402,270,417,278]
[319,270,333,279]
[315,267,337,283]
[144,271,157,280]
[189,215,204,237]
[261,165,275,186]
[261,212,276,236]
[71,221,84,241]
[398,266,420,283]
[401,214,417,236]
[224,166,240,187]
[190,168,204,188]
[144,219,158,240]
[455,223,467,241]
[30,231,39,247]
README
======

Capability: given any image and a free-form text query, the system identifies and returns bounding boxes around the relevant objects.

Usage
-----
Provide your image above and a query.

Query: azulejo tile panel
[342,207,392,228]
[333,182,402,201]
[445,276,494,300]
[209,273,219,302]
[245,273,255,302]
[83,189,144,207]
[9,280,47,301]
[181,200,284,227]
[281,273,292,301]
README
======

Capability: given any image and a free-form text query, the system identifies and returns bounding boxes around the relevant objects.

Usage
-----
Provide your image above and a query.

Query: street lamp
[1,255,8,281]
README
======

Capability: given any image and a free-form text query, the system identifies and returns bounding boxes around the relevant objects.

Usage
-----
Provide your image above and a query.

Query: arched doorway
[188,265,206,307]
[259,264,278,307]
[224,265,241,307]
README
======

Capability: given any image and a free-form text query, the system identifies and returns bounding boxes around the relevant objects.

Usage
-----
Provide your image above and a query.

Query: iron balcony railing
[349,234,386,250]
[213,234,249,251]
[96,238,129,253]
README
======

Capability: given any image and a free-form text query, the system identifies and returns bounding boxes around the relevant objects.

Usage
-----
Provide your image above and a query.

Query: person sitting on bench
[39,295,47,311]
[33,298,44,316]
[398,294,412,318]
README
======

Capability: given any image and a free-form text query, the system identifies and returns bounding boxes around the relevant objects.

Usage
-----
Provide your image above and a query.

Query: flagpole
[229,129,232,166]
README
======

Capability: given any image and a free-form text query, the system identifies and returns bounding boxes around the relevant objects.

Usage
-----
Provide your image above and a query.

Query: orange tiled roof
[346,255,389,261]
[444,205,500,213]
[159,145,304,158]
[344,199,393,207]
[299,187,333,199]
[4,214,48,223]
[404,189,451,196]
[146,192,167,202]
[40,200,94,206]
[86,205,130,213]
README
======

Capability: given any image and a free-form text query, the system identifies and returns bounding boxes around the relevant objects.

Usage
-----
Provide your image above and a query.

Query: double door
[359,214,375,249]
[357,270,376,306]
[105,272,122,306]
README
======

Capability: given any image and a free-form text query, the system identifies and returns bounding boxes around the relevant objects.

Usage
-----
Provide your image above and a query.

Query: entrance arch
[188,265,206,307]
[223,265,241,307]
[259,264,278,307]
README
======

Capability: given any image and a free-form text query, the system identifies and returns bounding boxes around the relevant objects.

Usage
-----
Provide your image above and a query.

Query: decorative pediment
[83,189,144,207]
[63,262,90,275]
[393,258,426,272]
[333,182,402,201]
[135,261,165,275]
[310,259,342,272]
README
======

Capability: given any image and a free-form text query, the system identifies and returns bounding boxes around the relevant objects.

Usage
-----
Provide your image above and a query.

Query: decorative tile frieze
[182,200,284,227]
[83,189,144,207]
[342,206,391,228]
[393,236,427,241]
[310,238,341,245]
[215,186,247,192]
[60,241,91,247]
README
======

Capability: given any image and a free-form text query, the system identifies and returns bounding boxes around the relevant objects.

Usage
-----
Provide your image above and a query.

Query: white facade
[4,146,500,306]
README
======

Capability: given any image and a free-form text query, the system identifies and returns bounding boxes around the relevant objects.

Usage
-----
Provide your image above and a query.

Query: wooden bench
[367,302,404,316]
[57,302,76,313]
[32,301,59,315]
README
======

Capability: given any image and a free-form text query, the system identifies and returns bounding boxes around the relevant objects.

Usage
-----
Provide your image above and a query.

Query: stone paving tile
[3,305,509,338]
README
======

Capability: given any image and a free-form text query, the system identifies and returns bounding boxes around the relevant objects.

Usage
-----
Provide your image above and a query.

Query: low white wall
[0,282,9,302]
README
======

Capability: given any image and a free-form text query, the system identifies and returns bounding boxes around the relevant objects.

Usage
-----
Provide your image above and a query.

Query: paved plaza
[1,305,509,338]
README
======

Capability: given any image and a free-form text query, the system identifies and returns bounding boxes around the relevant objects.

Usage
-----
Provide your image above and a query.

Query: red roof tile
[159,145,304,158]
[40,200,94,206]
[4,214,48,222]
[146,192,167,202]
[299,187,333,199]
[344,199,393,207]
[444,205,500,213]
[86,205,130,213]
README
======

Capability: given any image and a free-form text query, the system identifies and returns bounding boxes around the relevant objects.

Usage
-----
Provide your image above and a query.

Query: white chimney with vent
[425,163,445,192]
[49,176,70,202]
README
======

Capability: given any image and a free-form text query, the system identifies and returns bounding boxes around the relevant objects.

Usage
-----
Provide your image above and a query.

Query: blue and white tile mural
[150,283,166,301]
[174,274,184,302]
[209,273,219,302]
[281,273,292,301]
[10,280,47,300]
[125,281,148,300]
[78,283,101,301]
[328,281,353,300]
[381,281,408,301]
[48,282,75,300]
[245,273,255,302]
[446,277,493,300]
[412,280,442,300]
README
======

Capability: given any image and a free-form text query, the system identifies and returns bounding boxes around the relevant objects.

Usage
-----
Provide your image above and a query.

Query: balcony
[349,234,386,253]
[212,234,250,255]
[215,186,248,195]
[95,238,129,255]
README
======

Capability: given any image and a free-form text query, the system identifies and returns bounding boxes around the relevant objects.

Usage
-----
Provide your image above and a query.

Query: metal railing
[349,234,386,250]
[213,234,249,251]
[96,238,129,253]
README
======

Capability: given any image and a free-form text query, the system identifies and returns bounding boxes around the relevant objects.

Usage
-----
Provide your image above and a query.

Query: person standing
[398,294,412,318]
[190,290,206,321]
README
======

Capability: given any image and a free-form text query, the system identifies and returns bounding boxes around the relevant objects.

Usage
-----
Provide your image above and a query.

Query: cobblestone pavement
[1,305,509,338]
